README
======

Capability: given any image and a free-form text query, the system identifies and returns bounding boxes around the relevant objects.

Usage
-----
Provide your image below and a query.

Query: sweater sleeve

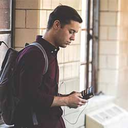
[16,47,54,109]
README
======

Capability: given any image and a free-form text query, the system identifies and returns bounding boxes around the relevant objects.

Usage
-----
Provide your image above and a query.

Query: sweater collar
[36,35,59,56]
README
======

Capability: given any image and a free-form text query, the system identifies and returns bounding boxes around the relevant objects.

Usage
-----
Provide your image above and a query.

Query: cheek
[63,32,70,39]
[58,30,70,41]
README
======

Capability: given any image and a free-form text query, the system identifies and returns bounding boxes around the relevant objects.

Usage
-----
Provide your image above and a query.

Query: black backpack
[0,41,48,125]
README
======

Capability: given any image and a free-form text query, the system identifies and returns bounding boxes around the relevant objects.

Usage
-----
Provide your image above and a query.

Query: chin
[59,44,67,48]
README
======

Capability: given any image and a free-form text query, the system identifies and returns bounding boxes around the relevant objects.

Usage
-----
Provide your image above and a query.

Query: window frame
[80,0,99,93]
[0,0,15,47]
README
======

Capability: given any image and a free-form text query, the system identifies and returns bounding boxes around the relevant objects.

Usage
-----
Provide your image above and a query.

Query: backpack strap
[29,42,48,75]
[27,42,48,125]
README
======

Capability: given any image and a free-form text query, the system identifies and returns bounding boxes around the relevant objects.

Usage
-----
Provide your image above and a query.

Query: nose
[70,34,75,41]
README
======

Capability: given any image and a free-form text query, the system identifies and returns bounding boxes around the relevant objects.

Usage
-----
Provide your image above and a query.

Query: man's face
[54,20,81,48]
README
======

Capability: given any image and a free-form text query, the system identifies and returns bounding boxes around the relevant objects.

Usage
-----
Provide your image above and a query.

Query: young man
[13,5,86,128]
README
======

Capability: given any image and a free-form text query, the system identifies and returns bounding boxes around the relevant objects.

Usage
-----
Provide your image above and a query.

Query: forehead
[64,20,81,32]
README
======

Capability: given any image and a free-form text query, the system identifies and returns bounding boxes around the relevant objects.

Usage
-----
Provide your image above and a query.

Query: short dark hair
[47,5,83,30]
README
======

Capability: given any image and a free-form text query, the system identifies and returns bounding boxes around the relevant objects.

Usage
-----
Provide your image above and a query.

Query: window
[0,0,14,124]
[0,0,14,67]
[80,0,99,92]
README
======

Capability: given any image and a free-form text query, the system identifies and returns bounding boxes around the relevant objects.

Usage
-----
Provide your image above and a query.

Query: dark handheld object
[81,87,94,99]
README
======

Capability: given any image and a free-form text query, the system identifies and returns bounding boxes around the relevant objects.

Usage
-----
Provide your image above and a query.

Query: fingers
[79,98,87,105]
[77,93,87,107]
[67,92,87,108]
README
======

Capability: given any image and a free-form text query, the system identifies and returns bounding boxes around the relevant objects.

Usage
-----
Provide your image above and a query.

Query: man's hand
[51,92,87,108]
[66,92,86,108]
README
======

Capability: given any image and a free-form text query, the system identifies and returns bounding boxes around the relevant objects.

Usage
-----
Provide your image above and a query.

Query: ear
[53,20,61,30]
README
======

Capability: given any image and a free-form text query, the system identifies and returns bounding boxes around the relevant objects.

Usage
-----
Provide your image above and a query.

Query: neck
[43,30,57,48]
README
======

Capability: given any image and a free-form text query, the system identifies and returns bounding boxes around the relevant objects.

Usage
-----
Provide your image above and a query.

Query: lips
[67,41,71,45]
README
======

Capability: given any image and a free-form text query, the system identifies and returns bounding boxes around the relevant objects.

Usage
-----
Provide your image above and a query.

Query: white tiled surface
[99,26,108,40]
[99,42,118,55]
[100,0,108,11]
[99,0,119,98]
[16,0,41,9]
[15,10,25,28]
[99,0,128,111]
[108,0,118,11]
[100,12,117,26]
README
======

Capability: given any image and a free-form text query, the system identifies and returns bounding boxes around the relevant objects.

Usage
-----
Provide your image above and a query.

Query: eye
[69,30,75,35]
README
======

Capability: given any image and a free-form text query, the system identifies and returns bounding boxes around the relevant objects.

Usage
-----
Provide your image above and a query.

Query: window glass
[0,0,12,68]
[0,0,11,31]
[0,34,11,68]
